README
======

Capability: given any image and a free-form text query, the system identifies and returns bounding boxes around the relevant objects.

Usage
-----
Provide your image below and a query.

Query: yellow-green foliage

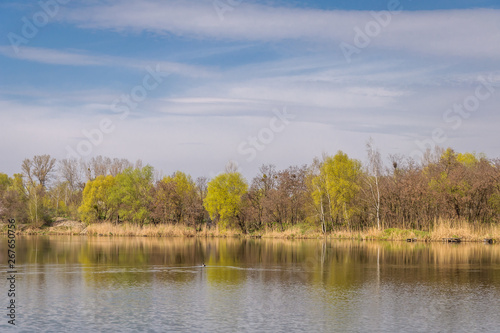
[162,171,196,204]
[78,175,116,223]
[0,173,12,191]
[318,151,362,223]
[158,171,197,223]
[204,171,248,229]
[163,171,195,194]
[111,166,154,224]
[456,152,479,166]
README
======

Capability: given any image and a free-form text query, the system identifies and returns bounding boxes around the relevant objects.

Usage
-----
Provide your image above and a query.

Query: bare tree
[81,155,113,180]
[22,155,56,188]
[92,156,111,177]
[59,159,81,191]
[134,159,143,170]
[196,176,209,201]
[365,138,382,230]
[110,158,133,176]
[225,160,239,173]
[21,159,35,186]
[308,158,327,233]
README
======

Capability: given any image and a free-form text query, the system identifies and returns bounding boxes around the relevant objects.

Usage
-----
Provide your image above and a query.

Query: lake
[1,236,499,332]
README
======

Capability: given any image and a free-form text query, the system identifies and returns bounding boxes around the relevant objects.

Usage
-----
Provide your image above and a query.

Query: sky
[1,0,499,180]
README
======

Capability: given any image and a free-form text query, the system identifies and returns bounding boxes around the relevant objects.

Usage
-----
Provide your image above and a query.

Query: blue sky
[1,0,499,179]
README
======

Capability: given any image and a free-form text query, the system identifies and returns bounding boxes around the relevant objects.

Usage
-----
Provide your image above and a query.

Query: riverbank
[1,219,498,242]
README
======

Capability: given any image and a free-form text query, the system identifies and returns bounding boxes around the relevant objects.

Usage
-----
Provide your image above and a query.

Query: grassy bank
[83,223,325,239]
[333,221,500,242]
[1,219,498,242]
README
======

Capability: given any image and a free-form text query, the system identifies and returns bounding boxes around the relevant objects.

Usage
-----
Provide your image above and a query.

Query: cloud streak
[0,45,214,77]
[58,1,500,59]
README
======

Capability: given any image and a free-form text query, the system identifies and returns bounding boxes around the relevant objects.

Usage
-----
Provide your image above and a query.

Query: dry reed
[2,219,498,242]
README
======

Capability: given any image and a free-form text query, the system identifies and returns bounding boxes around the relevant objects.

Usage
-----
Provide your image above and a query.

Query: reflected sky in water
[1,236,499,332]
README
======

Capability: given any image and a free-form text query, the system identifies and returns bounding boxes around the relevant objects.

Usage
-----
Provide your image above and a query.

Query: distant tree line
[1,144,499,232]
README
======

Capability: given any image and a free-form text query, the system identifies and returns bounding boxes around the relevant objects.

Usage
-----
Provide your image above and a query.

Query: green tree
[162,171,197,223]
[110,166,154,225]
[0,173,11,191]
[317,151,362,230]
[204,171,248,229]
[79,175,117,223]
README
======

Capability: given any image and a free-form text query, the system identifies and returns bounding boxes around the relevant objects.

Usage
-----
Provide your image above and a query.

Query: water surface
[1,236,499,332]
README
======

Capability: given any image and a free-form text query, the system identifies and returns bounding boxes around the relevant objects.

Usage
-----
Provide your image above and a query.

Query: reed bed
[2,219,498,242]
[86,223,196,237]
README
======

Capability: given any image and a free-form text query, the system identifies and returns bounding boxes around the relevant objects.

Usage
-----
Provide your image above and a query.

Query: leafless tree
[59,158,81,191]
[365,138,383,230]
[196,176,209,201]
[81,155,113,180]
[22,154,56,188]
[134,159,143,170]
[225,160,239,173]
[110,158,133,176]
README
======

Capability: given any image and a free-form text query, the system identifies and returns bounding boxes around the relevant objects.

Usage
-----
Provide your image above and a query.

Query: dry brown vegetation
[3,219,497,242]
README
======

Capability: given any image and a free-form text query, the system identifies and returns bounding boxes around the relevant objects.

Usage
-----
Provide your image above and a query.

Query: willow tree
[318,151,362,230]
[110,166,154,225]
[78,175,116,223]
[204,171,248,230]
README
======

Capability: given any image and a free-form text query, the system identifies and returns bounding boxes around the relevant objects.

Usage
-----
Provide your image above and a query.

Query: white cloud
[0,45,214,77]
[0,45,102,66]
[59,1,500,59]
[2,1,500,178]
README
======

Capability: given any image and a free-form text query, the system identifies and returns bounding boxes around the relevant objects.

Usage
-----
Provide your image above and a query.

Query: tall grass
[86,223,197,237]
[3,219,498,241]
[430,219,500,241]
[328,219,499,241]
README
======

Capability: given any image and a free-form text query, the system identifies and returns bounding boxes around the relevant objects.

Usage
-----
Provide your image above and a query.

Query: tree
[21,155,55,226]
[82,156,112,181]
[308,158,327,233]
[110,166,154,225]
[0,173,12,194]
[0,173,13,219]
[428,148,497,223]
[261,166,307,230]
[195,177,211,227]
[365,138,383,230]
[150,179,178,224]
[22,154,56,188]
[57,159,84,219]
[0,174,28,222]
[319,151,362,230]
[109,158,133,176]
[78,175,117,223]
[204,171,248,230]
[245,165,278,230]
[156,171,200,225]
[59,158,82,191]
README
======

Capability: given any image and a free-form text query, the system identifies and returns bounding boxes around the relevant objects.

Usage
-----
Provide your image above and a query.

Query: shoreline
[1,221,498,243]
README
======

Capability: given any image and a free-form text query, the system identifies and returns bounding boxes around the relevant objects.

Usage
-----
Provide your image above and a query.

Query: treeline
[1,144,499,232]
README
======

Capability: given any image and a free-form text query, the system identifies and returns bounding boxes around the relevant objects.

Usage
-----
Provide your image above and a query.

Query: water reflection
[1,236,499,332]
